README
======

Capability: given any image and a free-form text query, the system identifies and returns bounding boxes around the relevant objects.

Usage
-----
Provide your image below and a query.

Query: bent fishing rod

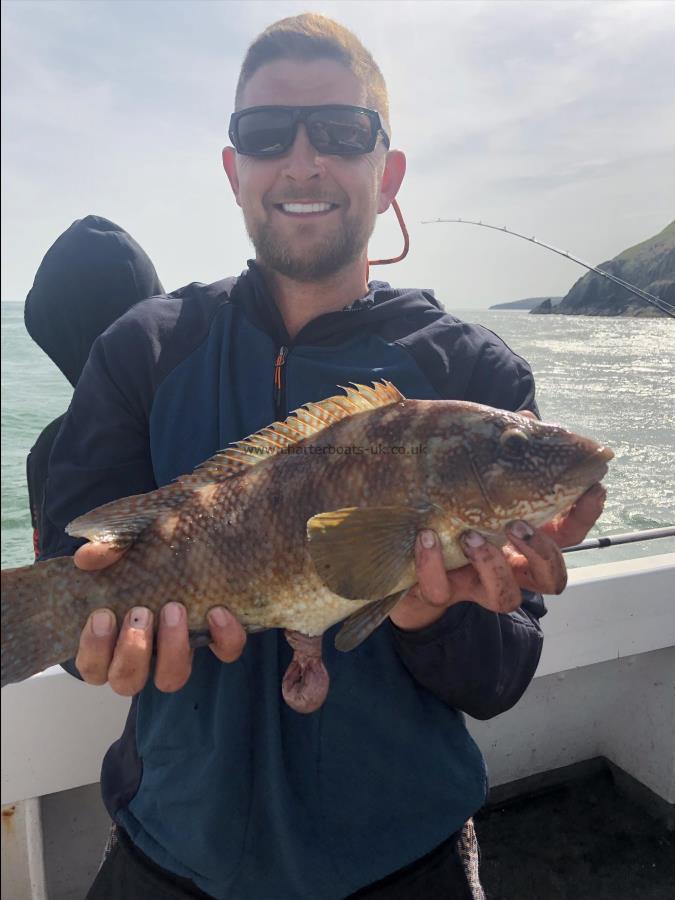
[416,217,674,550]
[421,218,675,319]
[561,525,675,554]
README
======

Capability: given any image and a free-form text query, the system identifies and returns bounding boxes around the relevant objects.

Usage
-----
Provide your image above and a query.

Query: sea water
[1,301,674,569]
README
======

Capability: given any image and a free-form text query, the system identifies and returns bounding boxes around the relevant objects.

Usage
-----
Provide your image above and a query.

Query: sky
[2,0,674,308]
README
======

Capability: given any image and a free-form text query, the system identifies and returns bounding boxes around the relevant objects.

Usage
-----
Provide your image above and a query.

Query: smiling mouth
[274,202,340,216]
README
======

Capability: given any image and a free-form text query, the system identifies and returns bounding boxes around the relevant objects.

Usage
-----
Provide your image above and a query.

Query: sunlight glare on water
[453,308,675,567]
[1,301,674,569]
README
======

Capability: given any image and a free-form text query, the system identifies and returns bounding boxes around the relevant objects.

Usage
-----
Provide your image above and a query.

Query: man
[40,13,605,899]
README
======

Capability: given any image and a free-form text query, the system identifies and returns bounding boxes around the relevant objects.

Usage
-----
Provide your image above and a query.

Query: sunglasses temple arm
[368,199,410,276]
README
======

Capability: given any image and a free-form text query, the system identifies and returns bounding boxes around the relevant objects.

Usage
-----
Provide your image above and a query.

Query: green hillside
[531,221,674,317]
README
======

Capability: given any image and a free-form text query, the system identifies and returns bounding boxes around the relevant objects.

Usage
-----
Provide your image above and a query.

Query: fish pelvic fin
[335,591,406,652]
[181,380,406,484]
[1,559,94,687]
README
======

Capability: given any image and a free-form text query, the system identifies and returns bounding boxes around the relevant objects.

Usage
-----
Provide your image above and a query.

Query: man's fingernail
[162,602,182,627]
[420,530,436,549]
[208,607,230,628]
[91,610,114,637]
[130,607,151,629]
[461,530,486,549]
[508,520,534,540]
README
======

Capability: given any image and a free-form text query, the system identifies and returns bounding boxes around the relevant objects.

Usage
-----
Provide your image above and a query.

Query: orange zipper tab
[274,346,288,390]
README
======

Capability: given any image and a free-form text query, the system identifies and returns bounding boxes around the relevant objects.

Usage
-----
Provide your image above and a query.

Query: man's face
[223,58,403,282]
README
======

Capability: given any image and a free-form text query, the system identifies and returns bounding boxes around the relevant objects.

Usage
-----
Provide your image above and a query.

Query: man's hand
[73,542,247,696]
[390,482,607,631]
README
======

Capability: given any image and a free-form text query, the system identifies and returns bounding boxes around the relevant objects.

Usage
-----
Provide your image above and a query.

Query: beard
[244,206,376,282]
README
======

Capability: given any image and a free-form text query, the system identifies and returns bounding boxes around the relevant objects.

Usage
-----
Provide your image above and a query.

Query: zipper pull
[274,346,288,412]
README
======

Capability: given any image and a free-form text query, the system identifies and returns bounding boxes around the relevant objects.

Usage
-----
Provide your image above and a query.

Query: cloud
[2,0,674,307]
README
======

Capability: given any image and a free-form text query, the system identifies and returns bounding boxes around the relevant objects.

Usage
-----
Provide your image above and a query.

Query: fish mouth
[572,444,614,487]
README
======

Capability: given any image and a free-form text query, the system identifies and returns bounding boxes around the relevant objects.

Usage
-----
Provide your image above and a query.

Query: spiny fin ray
[67,381,404,546]
[181,380,405,485]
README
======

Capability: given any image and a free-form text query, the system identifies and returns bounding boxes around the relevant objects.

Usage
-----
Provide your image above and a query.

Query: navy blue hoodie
[41,261,545,899]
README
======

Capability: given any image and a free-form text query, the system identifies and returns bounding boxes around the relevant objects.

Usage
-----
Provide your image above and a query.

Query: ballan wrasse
[1,382,613,712]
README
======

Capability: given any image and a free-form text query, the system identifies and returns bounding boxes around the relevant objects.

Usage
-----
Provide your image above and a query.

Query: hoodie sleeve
[39,312,160,562]
[390,594,545,719]
[37,311,160,680]
[391,326,546,719]
[38,289,223,563]
[461,325,539,416]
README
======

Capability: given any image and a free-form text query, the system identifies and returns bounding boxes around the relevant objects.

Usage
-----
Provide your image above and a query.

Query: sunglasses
[228,105,390,158]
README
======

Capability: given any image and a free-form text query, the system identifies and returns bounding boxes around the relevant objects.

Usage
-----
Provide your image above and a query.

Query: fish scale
[1,381,613,713]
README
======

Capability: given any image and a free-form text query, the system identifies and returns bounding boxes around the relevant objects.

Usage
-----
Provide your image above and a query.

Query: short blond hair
[235,13,390,134]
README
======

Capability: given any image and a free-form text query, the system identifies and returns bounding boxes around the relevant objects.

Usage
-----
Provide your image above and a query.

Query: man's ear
[377,150,406,214]
[222,147,241,207]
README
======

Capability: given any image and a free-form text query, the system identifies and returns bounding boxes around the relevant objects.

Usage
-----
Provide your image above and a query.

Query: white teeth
[281,202,334,214]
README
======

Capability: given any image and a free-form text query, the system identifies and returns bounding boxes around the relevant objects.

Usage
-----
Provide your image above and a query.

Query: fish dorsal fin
[179,380,405,485]
[67,381,405,544]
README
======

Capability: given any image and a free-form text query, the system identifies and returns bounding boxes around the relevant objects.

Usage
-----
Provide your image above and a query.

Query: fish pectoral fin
[335,591,406,652]
[307,505,431,601]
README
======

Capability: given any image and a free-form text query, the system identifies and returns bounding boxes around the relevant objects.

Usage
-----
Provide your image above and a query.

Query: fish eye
[499,428,529,456]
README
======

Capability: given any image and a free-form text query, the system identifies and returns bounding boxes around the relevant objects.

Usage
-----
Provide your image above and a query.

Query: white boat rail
[2,553,674,899]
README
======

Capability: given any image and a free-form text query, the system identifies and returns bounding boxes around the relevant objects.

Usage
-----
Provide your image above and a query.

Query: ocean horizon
[2,300,674,569]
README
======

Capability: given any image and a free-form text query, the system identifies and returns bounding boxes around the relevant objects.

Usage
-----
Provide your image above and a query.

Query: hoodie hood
[24,215,164,386]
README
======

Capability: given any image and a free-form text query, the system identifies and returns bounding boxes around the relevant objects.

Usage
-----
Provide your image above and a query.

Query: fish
[1,381,613,712]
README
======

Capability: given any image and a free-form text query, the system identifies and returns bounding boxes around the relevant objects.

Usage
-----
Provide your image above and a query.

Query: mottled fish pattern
[1,382,612,712]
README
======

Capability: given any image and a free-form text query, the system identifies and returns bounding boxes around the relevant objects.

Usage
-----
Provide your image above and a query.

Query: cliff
[531,221,675,317]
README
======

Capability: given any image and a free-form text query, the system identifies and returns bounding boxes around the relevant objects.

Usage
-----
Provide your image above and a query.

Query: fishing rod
[561,525,675,554]
[421,218,675,319]
[416,219,674,553]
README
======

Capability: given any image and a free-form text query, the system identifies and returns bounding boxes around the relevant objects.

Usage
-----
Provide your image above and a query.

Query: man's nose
[280,125,325,180]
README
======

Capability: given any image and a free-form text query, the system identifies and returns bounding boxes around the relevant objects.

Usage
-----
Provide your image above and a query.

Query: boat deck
[478,764,675,900]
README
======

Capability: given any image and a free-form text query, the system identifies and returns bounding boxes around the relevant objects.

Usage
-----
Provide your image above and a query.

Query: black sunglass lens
[306,109,375,153]
[237,110,294,155]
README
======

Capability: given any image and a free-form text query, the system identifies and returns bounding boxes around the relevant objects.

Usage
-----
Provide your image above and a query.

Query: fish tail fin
[1,558,92,688]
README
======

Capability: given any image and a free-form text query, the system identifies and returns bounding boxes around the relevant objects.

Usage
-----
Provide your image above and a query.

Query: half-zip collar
[229,260,444,350]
